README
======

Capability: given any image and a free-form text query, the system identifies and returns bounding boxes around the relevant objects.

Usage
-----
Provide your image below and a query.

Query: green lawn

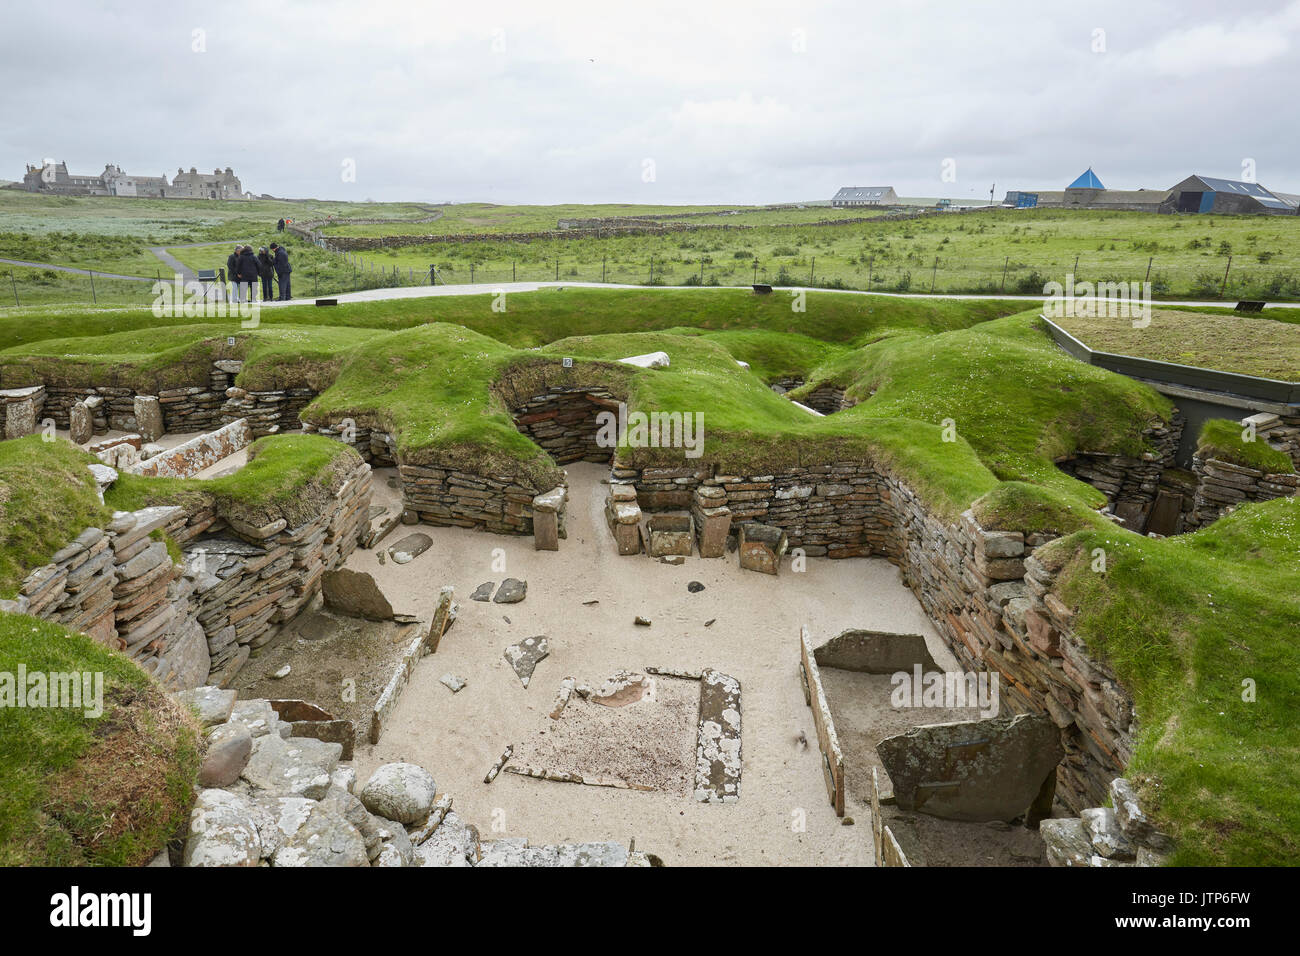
[1057,308,1300,380]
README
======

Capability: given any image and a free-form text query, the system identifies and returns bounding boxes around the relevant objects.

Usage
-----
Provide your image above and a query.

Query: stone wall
[4,456,373,691]
[1056,418,1183,531]
[397,464,553,535]
[1246,411,1300,471]
[510,386,619,465]
[802,385,857,416]
[1186,455,1299,528]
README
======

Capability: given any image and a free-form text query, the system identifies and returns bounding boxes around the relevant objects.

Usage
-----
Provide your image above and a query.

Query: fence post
[1001,256,1009,294]
[555,258,559,281]
[930,257,937,293]
[1145,256,1153,284]
[650,255,654,285]
[471,264,475,284]
[752,260,758,284]
[429,265,435,286]
[700,259,705,284]
[89,269,97,305]
[512,259,516,282]
[602,256,606,283]
[1221,255,1232,297]
[9,271,18,307]
[809,255,815,286]
[867,256,873,291]
[1073,253,1080,278]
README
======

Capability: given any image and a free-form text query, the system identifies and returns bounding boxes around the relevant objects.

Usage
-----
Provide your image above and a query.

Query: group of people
[226,242,292,302]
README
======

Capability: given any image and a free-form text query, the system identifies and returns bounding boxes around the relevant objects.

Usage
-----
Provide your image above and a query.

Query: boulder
[182,789,262,867]
[359,762,437,825]
[270,803,369,867]
[387,532,432,565]
[174,685,237,727]
[199,721,253,788]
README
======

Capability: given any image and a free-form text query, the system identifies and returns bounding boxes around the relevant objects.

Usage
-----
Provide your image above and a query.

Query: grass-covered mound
[0,287,1024,354]
[0,437,109,599]
[0,323,372,393]
[0,612,200,865]
[1197,418,1295,474]
[1043,497,1300,865]
[107,434,363,529]
[793,313,1175,507]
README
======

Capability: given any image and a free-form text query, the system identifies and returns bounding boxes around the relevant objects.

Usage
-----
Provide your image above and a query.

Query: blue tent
[1067,167,1105,189]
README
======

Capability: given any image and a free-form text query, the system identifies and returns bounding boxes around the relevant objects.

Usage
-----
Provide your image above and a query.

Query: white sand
[349,462,961,866]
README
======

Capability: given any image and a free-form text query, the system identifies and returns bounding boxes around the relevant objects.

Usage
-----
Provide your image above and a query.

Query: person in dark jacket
[226,245,242,302]
[270,242,292,300]
[257,247,275,301]
[235,245,259,302]
[276,218,285,232]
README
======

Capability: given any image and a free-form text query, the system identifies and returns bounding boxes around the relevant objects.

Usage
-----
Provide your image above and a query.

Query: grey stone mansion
[14,160,246,199]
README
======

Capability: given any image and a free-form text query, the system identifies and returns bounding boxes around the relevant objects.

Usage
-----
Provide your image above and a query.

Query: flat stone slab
[240,733,343,799]
[876,713,1063,822]
[493,578,527,604]
[322,568,395,621]
[183,789,262,867]
[504,636,549,688]
[470,581,495,601]
[440,673,467,693]
[476,839,631,867]
[387,532,432,565]
[174,685,237,727]
[813,629,941,674]
[617,351,669,369]
[130,419,252,479]
[694,668,741,803]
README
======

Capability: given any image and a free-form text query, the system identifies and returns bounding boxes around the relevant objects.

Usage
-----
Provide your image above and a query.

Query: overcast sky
[3,0,1300,204]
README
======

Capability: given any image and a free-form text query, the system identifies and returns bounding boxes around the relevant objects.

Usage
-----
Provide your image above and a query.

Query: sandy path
[344,462,961,866]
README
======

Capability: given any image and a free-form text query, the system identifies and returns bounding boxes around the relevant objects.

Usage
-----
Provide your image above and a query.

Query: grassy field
[334,207,1300,300]
[5,194,1300,306]
[1056,308,1300,380]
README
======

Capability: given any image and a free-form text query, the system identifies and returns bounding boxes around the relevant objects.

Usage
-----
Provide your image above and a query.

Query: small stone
[634,616,651,627]
[272,665,291,679]
[687,581,705,593]
[504,636,549,688]
[493,578,527,604]
[198,721,253,788]
[471,581,495,602]
[440,674,466,693]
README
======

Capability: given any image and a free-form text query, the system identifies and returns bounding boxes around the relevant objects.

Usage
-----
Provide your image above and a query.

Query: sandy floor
[346,462,962,866]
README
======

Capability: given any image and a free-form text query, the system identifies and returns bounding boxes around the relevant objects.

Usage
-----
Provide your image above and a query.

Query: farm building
[1003,168,1171,212]
[831,186,898,207]
[1165,175,1294,215]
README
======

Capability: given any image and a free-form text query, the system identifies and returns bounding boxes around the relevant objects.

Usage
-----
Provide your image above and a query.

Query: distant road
[0,257,154,282]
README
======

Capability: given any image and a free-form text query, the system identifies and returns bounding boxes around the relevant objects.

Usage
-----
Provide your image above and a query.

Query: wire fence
[8,247,1300,309]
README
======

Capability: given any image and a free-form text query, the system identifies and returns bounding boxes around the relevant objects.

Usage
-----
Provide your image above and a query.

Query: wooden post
[1221,255,1233,297]
[602,256,606,283]
[1001,256,1009,294]
[555,257,559,281]
[867,256,873,290]
[1145,256,1153,283]
[9,271,18,307]
[1073,253,1080,277]
[810,256,815,286]
[88,269,97,305]
[930,257,937,293]
[512,259,516,282]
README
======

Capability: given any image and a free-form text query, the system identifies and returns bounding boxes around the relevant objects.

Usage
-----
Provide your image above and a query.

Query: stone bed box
[738,521,788,574]
[643,514,694,557]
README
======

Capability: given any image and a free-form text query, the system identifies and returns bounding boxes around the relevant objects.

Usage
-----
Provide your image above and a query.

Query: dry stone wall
[3,456,373,692]
[1186,455,1299,528]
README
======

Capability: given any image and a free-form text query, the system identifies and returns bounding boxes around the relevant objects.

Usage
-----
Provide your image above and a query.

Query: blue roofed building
[1166,175,1295,215]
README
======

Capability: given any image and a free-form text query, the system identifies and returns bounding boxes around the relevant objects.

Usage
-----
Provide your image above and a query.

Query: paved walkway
[261,279,1300,313]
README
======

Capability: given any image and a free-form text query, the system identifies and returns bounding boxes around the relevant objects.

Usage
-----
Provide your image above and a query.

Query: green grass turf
[0,612,200,865]
[1197,418,1295,473]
